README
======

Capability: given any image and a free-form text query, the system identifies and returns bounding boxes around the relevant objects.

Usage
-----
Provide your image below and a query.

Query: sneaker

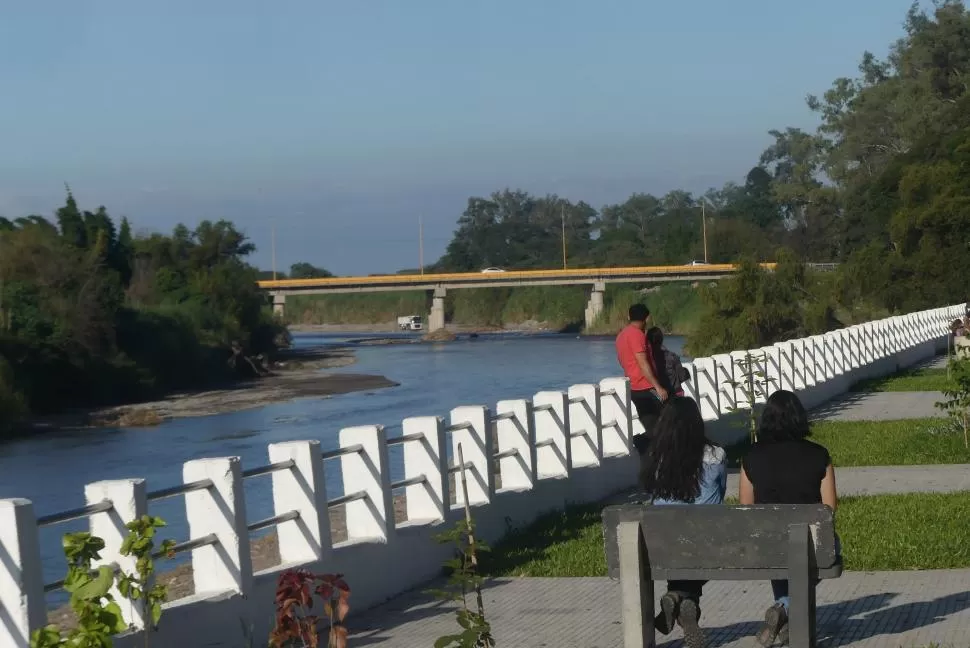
[677,598,706,648]
[756,603,788,647]
[654,591,680,635]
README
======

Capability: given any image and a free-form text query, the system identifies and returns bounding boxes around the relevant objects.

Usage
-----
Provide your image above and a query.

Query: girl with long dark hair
[638,396,726,648]
[739,390,840,646]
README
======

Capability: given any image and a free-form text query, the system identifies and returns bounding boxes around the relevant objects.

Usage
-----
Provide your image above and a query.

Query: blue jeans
[771,534,841,611]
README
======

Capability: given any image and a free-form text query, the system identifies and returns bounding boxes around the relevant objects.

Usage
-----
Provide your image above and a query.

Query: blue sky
[1,0,921,274]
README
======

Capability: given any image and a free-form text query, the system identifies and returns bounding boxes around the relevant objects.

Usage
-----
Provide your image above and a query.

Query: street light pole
[561,204,567,269]
[419,215,424,275]
[701,200,709,264]
[271,221,277,281]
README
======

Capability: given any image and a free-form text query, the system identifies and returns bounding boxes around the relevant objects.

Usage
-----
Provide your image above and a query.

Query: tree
[289,262,333,279]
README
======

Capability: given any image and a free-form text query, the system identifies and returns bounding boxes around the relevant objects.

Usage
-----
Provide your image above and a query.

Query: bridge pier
[428,286,446,332]
[585,282,605,330]
[272,294,286,319]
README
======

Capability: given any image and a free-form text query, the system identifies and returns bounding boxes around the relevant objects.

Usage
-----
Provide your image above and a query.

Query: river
[0,331,685,599]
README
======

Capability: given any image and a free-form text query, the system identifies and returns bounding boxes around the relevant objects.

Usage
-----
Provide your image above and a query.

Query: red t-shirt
[615,324,656,392]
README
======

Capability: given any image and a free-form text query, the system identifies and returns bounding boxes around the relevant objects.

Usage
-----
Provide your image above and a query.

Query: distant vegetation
[0,192,284,435]
[287,284,704,336]
[287,2,970,354]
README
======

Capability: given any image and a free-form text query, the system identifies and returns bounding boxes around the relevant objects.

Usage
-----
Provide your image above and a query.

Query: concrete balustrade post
[339,425,393,542]
[401,416,448,523]
[85,479,148,629]
[568,384,602,468]
[183,456,253,596]
[729,351,753,409]
[450,406,494,507]
[268,440,332,565]
[691,357,720,420]
[771,343,796,392]
[679,361,699,401]
[599,377,632,454]
[756,347,780,399]
[827,332,846,376]
[712,354,736,414]
[0,499,45,648]
[494,399,536,491]
[810,336,831,382]
[533,391,570,479]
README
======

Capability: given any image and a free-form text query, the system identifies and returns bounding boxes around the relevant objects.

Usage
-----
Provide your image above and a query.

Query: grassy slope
[285,283,704,334]
[850,367,954,392]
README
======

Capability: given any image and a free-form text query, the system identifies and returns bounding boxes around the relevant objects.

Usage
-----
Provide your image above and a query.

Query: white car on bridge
[480,267,506,273]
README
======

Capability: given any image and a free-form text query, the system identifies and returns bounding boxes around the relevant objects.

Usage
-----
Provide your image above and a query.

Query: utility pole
[271,222,277,281]
[561,204,567,269]
[419,215,424,275]
[701,200,709,264]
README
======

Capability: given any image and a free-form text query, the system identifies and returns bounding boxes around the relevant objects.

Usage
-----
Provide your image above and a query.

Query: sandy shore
[30,348,399,430]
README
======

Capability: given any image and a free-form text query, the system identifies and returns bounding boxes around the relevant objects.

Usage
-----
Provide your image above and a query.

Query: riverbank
[285,283,705,336]
[29,347,399,430]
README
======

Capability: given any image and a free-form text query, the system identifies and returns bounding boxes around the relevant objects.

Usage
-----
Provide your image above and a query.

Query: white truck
[397,315,424,331]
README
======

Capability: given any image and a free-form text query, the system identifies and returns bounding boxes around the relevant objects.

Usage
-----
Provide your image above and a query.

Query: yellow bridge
[259,262,785,331]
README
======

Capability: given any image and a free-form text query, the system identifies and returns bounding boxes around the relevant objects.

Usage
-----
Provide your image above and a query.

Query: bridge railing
[0,303,962,647]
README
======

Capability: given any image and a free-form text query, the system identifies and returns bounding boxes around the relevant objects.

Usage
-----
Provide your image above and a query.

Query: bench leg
[788,524,817,648]
[617,520,655,648]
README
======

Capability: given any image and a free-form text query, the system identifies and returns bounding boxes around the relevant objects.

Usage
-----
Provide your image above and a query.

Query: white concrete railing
[0,303,962,647]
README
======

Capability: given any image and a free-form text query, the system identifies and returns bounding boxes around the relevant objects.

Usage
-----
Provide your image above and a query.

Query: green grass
[724,418,970,468]
[481,492,970,577]
[850,366,954,392]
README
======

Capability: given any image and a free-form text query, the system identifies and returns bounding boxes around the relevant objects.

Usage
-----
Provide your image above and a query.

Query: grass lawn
[850,367,953,392]
[481,492,970,576]
[724,418,970,467]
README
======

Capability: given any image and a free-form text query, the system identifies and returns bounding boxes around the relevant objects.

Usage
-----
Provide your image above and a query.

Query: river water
[0,331,684,597]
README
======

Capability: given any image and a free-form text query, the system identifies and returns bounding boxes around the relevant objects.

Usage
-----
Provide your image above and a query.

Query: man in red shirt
[616,303,668,445]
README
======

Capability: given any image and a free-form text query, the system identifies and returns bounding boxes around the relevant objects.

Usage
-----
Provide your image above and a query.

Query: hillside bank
[285,283,705,336]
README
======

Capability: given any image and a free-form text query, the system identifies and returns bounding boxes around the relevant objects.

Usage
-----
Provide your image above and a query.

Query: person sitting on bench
[738,390,841,647]
[638,396,727,648]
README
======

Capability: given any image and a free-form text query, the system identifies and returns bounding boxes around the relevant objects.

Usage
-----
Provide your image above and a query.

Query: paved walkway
[351,570,970,647]
[351,368,970,647]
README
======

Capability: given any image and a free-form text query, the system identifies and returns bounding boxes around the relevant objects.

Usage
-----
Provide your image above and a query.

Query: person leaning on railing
[615,303,668,452]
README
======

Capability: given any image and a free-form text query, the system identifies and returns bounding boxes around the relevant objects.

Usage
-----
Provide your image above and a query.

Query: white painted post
[811,335,832,381]
[680,361,699,401]
[772,342,796,392]
[692,357,720,420]
[826,332,845,376]
[712,354,736,414]
[599,377,632,454]
[401,416,448,523]
[861,323,876,364]
[533,391,570,479]
[183,456,253,596]
[494,399,536,491]
[802,338,819,387]
[728,351,751,410]
[568,384,602,468]
[268,440,331,565]
[339,425,393,542]
[85,479,148,628]
[0,499,45,648]
[756,347,780,399]
[450,406,493,507]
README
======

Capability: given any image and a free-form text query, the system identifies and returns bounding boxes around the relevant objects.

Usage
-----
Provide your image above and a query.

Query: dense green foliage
[287,284,703,335]
[0,192,283,432]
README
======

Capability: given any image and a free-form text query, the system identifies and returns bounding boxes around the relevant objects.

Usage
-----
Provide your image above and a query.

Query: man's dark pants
[630,388,662,452]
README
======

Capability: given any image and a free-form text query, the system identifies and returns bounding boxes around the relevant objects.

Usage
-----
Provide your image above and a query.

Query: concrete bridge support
[272,294,286,319]
[428,286,446,332]
[584,282,605,330]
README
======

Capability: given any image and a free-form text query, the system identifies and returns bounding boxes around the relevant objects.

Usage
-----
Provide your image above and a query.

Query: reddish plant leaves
[269,569,351,648]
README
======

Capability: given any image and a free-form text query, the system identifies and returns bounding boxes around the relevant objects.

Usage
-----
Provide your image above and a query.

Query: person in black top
[739,390,840,647]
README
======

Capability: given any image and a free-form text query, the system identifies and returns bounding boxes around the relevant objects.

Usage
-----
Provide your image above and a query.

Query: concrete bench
[602,504,842,648]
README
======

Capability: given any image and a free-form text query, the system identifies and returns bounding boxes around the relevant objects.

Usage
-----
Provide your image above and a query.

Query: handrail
[247,510,300,533]
[242,459,296,479]
[386,432,425,446]
[322,444,363,460]
[328,490,367,508]
[37,500,113,528]
[147,478,214,502]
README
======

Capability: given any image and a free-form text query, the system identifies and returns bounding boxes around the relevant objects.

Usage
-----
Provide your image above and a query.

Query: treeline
[0,192,284,433]
[286,284,704,335]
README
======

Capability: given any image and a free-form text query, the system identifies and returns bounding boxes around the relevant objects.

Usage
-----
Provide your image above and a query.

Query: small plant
[724,351,774,443]
[937,357,970,448]
[269,569,350,648]
[30,520,175,648]
[116,515,176,646]
[429,444,496,648]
